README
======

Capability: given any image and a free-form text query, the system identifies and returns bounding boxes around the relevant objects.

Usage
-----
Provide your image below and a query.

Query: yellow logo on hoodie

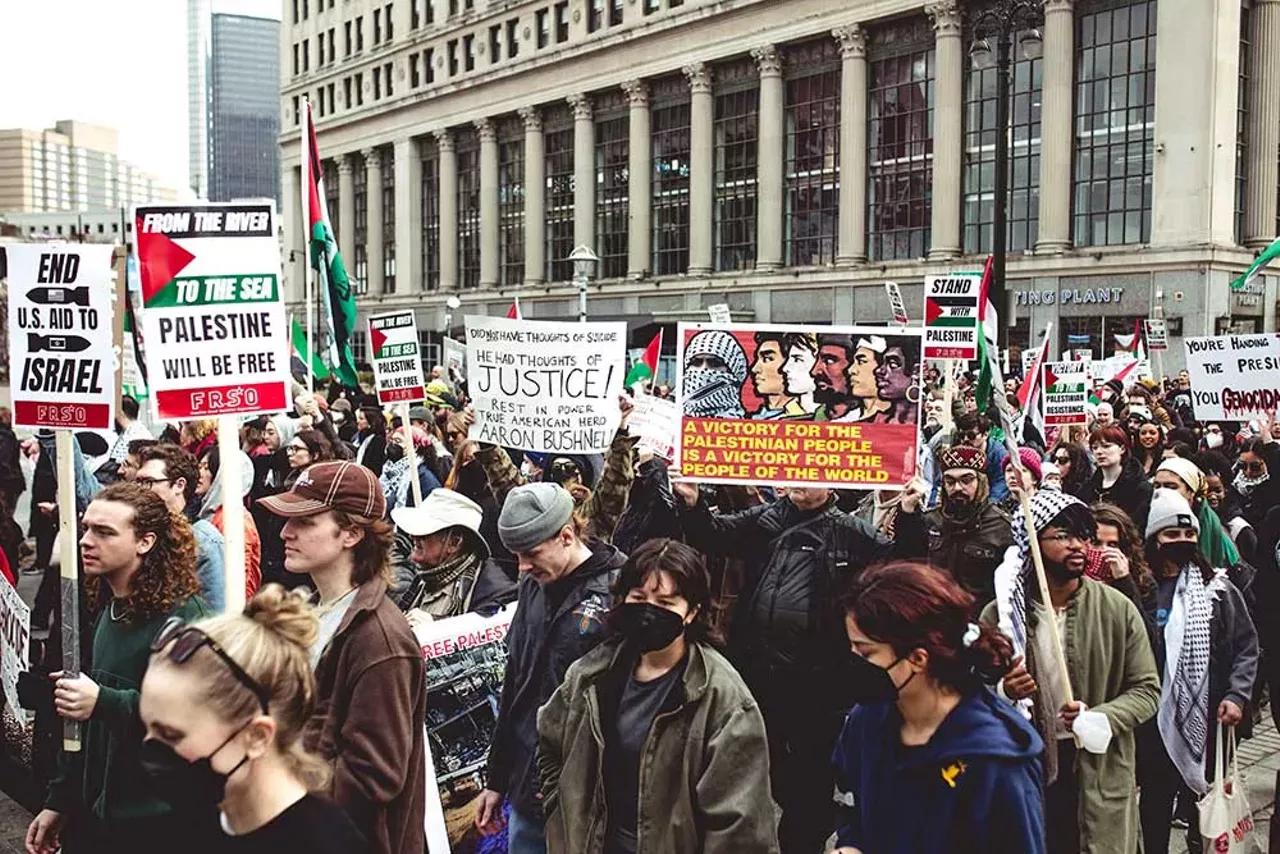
[941,761,967,788]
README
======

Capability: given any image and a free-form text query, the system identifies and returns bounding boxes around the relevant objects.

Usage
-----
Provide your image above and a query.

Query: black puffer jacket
[679,496,892,712]
[894,501,1013,615]
[486,541,626,817]
[1087,455,1153,534]
[612,458,680,555]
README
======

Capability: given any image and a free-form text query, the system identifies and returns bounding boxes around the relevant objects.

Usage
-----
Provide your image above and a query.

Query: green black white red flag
[302,98,359,388]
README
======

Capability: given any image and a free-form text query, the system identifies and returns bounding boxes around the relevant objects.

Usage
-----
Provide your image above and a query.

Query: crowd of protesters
[2,356,1277,854]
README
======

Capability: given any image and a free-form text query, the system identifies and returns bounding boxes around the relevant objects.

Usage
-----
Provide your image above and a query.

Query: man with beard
[1139,489,1258,854]
[811,334,886,422]
[897,445,1013,612]
[681,330,748,418]
[985,491,1159,854]
[749,331,802,419]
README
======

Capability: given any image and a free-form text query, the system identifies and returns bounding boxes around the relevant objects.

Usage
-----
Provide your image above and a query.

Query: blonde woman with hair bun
[139,584,368,853]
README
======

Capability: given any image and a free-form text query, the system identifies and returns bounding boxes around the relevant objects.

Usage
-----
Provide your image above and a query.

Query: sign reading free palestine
[135,204,291,420]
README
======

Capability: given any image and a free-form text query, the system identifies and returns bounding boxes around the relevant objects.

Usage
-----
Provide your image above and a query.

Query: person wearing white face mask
[1201,424,1226,450]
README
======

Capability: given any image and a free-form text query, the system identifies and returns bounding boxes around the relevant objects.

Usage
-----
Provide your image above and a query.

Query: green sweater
[45,596,208,822]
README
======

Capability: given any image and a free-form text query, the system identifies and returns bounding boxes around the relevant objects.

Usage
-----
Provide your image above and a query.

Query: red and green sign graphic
[370,311,425,404]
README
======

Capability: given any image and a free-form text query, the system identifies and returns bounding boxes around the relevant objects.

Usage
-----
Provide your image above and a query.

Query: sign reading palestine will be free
[135,204,291,420]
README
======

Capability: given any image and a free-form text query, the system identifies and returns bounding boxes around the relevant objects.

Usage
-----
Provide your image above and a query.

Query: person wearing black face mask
[1139,489,1258,854]
[832,562,1045,854]
[537,539,778,854]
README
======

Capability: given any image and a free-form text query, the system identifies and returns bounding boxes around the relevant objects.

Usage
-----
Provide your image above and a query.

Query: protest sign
[630,393,679,460]
[885,281,909,326]
[369,311,424,404]
[1184,333,1280,419]
[1145,318,1168,351]
[676,323,922,489]
[707,303,732,324]
[442,336,466,378]
[0,579,31,726]
[135,203,291,419]
[1041,361,1089,426]
[417,605,516,854]
[6,244,117,430]
[465,316,625,454]
[923,272,980,360]
[1021,348,1038,378]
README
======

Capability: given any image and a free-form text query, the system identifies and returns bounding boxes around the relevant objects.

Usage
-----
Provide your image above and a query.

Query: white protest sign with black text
[1184,334,1280,419]
[0,579,31,726]
[707,304,732,324]
[923,272,980,360]
[885,281,909,326]
[442,336,466,379]
[135,203,291,420]
[465,316,625,454]
[629,394,679,461]
[1145,318,1168,351]
[369,311,424,404]
[6,244,117,431]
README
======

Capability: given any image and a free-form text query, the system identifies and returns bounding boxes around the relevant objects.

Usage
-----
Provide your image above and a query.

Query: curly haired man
[27,482,209,854]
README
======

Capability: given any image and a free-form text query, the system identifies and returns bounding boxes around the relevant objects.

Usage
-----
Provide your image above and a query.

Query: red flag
[506,298,522,320]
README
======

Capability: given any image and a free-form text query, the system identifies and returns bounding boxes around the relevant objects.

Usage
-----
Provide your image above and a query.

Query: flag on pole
[302,99,359,388]
[1016,323,1053,444]
[625,331,662,389]
[1232,235,1280,291]
[291,316,331,380]
[506,298,522,320]
[975,255,1000,415]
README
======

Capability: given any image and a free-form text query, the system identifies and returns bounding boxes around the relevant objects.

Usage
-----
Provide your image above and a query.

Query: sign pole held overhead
[55,431,81,752]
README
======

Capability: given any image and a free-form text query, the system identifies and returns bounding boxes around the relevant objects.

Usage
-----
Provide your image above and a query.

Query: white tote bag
[1197,723,1262,854]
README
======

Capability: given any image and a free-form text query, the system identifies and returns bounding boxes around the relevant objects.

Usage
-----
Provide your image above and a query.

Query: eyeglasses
[152,617,270,713]
[134,476,171,487]
[1242,461,1266,475]
[286,445,308,454]
[942,473,978,489]
[1040,531,1088,545]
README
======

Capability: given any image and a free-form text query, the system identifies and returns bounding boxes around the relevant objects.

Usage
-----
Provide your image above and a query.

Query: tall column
[521,107,546,284]
[569,93,595,255]
[364,148,385,295]
[1246,0,1280,248]
[477,118,500,287]
[436,130,459,290]
[338,157,356,287]
[752,45,784,271]
[684,63,714,274]
[833,25,868,263]
[283,165,303,301]
[926,1,962,260]
[394,137,422,292]
[623,80,652,279]
[393,0,412,38]
[1036,0,1074,253]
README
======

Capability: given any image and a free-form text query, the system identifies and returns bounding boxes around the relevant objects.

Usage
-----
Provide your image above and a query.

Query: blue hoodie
[832,686,1045,854]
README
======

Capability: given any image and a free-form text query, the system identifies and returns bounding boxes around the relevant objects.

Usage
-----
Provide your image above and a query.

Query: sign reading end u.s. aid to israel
[135,204,291,420]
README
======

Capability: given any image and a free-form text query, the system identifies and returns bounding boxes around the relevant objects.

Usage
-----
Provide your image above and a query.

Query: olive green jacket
[536,639,779,854]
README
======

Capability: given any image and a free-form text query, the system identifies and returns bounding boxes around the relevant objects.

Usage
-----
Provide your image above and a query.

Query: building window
[546,123,575,282]
[644,0,659,14]
[500,123,526,286]
[507,19,520,57]
[427,0,434,22]
[589,0,603,32]
[448,39,459,75]
[328,29,336,62]
[610,0,623,25]
[1073,0,1157,246]
[302,0,309,19]
[463,34,475,71]
[351,330,368,366]
[344,77,352,108]
[962,27,1042,253]
[385,62,394,96]
[324,160,340,239]
[555,1,569,42]
[375,8,383,44]
[490,25,502,64]
[422,144,441,290]
[411,54,420,87]
[652,99,691,276]
[457,129,481,288]
[868,22,935,261]
[293,43,299,76]
[356,16,364,51]
[537,8,550,48]
[327,82,336,113]
[412,0,419,28]
[373,67,382,99]
[302,40,310,71]
[353,153,369,294]
[345,21,352,56]
[1237,4,1250,245]
[1059,314,1145,360]
[714,82,759,271]
[293,95,300,125]
[784,41,841,266]
[425,48,435,83]
[386,3,394,40]
[381,148,396,293]
[595,114,629,279]
[293,0,299,24]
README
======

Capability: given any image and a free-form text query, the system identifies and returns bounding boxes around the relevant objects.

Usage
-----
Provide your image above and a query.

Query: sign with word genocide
[135,204,291,419]
[1145,318,1168,351]
[885,281,909,325]
[369,311,424,404]
[923,272,981,360]
[675,323,923,490]
[1184,333,1280,419]
[1041,360,1089,427]
[6,244,117,430]
[465,315,626,454]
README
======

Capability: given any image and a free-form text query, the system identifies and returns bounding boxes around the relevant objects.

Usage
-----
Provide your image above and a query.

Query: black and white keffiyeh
[682,330,748,418]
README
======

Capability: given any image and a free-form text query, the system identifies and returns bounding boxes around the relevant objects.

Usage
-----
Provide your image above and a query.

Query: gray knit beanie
[498,482,576,553]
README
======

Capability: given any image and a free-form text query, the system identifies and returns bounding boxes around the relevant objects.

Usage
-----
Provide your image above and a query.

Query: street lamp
[443,295,461,334]
[968,0,1044,351]
[568,244,599,323]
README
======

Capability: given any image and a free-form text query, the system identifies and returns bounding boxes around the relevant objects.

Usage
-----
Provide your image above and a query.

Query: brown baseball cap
[257,461,387,521]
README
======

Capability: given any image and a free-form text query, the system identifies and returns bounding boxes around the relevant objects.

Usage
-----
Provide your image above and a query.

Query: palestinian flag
[626,331,662,389]
[1232,235,1280,291]
[291,316,330,380]
[1016,322,1053,443]
[302,98,359,387]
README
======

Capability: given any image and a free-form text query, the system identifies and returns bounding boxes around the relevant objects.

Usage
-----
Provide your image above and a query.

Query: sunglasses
[1053,455,1070,464]
[152,617,270,713]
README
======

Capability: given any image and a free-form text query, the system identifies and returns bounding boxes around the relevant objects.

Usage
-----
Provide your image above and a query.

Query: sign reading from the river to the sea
[135,204,291,419]
[370,311,425,404]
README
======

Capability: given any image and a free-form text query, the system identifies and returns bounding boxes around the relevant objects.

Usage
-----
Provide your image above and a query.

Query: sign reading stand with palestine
[1042,360,1089,426]
[135,204,291,419]
[369,311,424,404]
[923,272,981,360]
[7,244,117,430]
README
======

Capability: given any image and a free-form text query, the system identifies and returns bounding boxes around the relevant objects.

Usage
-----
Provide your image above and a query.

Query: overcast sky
[0,0,279,196]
